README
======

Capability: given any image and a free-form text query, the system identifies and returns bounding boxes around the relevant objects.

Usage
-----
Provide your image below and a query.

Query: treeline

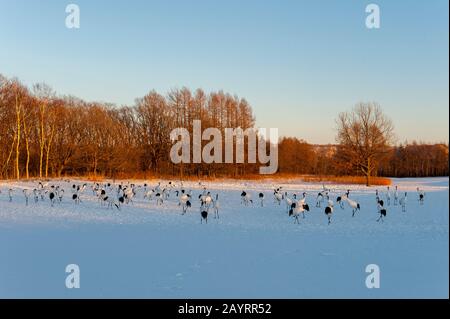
[278,138,449,178]
[380,143,449,177]
[0,75,448,180]
[0,75,258,179]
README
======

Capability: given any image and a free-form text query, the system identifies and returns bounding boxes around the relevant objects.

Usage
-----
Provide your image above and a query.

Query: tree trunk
[39,103,46,178]
[25,137,30,179]
[365,157,372,186]
[15,96,21,180]
[93,154,98,177]
[45,125,55,178]
[3,135,16,179]
[22,108,30,180]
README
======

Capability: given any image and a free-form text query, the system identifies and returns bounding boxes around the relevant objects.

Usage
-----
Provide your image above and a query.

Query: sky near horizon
[0,0,448,144]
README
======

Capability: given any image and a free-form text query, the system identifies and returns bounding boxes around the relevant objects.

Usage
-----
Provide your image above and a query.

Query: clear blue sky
[0,0,448,144]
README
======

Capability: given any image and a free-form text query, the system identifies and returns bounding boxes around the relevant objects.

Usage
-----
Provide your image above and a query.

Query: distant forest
[0,74,448,180]
[279,140,448,178]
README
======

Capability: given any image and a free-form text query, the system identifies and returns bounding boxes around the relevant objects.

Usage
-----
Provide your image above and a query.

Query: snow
[0,177,448,298]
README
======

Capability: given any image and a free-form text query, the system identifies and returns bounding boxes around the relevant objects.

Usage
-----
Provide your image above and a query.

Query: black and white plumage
[289,202,310,223]
[343,195,360,217]
[199,192,213,208]
[57,189,64,203]
[102,195,120,210]
[393,186,399,206]
[316,190,329,207]
[386,186,391,206]
[8,188,13,202]
[240,191,252,206]
[336,195,344,209]
[212,194,220,219]
[155,192,163,205]
[179,191,192,215]
[72,193,81,204]
[33,189,39,203]
[123,187,135,204]
[417,188,425,205]
[49,192,56,207]
[325,201,334,225]
[297,192,307,207]
[284,192,295,213]
[23,189,30,206]
[316,192,324,208]
[144,189,155,200]
[258,192,265,207]
[399,192,407,212]
[200,208,208,224]
[377,203,387,223]
[273,188,283,205]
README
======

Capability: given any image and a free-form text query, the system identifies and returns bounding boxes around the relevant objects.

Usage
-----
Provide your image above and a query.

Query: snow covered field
[0,177,448,298]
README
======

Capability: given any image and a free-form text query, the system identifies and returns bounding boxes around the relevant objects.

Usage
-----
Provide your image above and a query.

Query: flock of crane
[245,184,424,225]
[0,180,219,224]
[0,180,425,225]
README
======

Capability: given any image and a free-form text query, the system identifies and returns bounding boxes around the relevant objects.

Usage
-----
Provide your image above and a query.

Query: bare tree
[136,91,172,173]
[336,102,395,186]
[21,96,35,179]
[0,77,18,179]
[11,81,28,180]
[33,83,55,178]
